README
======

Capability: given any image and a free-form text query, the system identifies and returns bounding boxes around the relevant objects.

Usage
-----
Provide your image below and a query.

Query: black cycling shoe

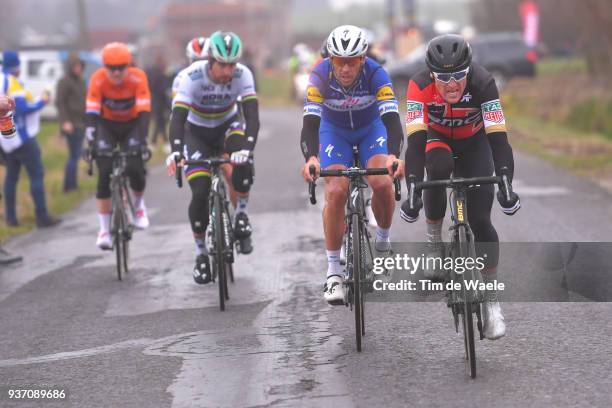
[193,254,212,284]
[233,212,252,239]
[236,236,253,255]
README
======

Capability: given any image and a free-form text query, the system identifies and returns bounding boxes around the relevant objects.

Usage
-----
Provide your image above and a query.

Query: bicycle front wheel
[112,198,124,281]
[458,225,477,378]
[352,212,363,352]
[214,194,227,311]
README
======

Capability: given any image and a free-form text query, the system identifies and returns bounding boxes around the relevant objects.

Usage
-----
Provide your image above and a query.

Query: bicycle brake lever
[394,178,401,201]
[501,174,511,201]
[309,164,317,205]
[175,157,183,188]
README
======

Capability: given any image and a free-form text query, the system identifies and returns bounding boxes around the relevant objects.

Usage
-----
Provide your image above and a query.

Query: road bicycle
[88,147,150,280]
[308,149,400,351]
[410,173,514,377]
[176,157,236,311]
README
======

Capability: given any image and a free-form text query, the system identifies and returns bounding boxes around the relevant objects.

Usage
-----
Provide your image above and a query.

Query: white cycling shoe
[132,206,150,229]
[482,296,506,340]
[96,230,112,250]
[323,275,345,305]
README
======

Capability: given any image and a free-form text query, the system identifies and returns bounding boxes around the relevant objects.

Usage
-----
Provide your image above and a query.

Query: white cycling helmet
[326,25,368,58]
[185,36,209,63]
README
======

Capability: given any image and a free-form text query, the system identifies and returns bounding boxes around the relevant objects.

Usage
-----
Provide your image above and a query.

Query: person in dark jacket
[146,54,170,145]
[56,52,87,191]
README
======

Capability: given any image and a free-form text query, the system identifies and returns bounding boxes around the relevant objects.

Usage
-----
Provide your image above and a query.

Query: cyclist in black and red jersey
[400,34,521,340]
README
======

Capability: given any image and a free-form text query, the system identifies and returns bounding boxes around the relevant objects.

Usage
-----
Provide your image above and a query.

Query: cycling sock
[194,236,208,256]
[134,195,145,210]
[375,227,391,252]
[326,249,343,277]
[426,220,443,243]
[98,213,110,234]
[483,269,499,302]
[235,196,248,216]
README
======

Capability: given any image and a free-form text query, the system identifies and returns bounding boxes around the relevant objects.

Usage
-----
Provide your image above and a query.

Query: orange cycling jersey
[86,67,151,122]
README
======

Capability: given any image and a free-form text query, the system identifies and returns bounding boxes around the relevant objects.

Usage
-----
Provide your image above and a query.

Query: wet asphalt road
[1,107,612,407]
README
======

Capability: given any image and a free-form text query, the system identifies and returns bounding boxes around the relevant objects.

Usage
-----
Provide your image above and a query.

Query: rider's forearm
[137,111,150,144]
[242,98,260,151]
[300,114,321,161]
[488,131,514,182]
[381,111,403,157]
[404,130,426,185]
[169,106,188,154]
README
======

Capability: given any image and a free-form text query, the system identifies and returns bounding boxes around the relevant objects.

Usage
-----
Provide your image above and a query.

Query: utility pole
[387,0,396,54]
[76,0,91,50]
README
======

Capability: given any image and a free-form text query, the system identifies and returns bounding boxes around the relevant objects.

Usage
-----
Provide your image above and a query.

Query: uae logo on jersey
[481,100,505,123]
[406,101,423,122]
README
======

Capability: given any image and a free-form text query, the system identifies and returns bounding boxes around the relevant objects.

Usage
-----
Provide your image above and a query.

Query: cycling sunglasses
[331,56,364,69]
[105,64,128,72]
[432,67,470,83]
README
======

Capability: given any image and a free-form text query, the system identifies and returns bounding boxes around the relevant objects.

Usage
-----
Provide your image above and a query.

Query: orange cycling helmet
[102,42,132,66]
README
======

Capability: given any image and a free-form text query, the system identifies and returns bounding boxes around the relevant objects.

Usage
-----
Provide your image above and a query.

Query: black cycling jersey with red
[405,62,507,144]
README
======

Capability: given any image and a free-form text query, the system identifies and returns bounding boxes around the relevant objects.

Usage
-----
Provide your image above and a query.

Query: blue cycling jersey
[303,57,399,130]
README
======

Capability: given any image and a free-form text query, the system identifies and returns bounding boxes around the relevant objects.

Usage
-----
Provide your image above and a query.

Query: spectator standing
[0,94,23,265]
[56,52,87,192]
[0,50,60,228]
[146,54,170,145]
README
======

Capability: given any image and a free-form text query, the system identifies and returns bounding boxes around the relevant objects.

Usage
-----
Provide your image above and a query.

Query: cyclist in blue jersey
[300,25,405,304]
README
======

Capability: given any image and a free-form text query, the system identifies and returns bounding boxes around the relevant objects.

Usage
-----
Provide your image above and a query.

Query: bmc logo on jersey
[481,100,505,123]
[406,101,423,122]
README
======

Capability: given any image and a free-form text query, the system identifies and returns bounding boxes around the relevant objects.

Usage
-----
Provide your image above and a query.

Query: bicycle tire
[122,228,130,275]
[352,212,363,352]
[360,223,369,336]
[458,225,477,378]
[224,263,230,300]
[113,190,124,281]
[228,262,235,283]
[114,231,123,281]
[214,194,227,311]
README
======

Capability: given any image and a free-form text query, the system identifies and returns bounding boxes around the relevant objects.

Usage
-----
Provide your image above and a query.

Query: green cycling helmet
[208,31,242,63]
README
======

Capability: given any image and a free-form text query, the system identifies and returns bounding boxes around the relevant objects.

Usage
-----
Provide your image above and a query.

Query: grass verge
[0,122,167,242]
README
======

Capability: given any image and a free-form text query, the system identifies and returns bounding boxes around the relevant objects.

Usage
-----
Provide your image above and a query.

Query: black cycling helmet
[425,34,472,73]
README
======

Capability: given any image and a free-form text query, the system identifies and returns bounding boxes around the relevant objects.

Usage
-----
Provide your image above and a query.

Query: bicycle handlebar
[175,157,232,189]
[84,147,151,177]
[308,162,401,205]
[415,175,515,201]
[415,176,501,190]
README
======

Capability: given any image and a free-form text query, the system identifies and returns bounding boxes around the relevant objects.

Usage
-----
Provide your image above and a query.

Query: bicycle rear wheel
[352,212,363,352]
[214,195,227,311]
[228,262,235,283]
[458,225,477,378]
